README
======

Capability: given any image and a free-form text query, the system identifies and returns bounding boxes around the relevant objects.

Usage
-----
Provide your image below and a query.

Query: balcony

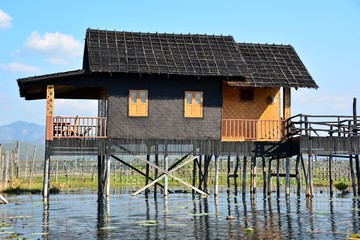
[49,116,107,139]
[222,119,286,141]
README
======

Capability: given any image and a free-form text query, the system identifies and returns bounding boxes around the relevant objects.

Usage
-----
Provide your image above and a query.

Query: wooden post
[262,157,266,196]
[145,149,150,197]
[192,154,197,195]
[250,157,257,195]
[203,155,209,193]
[350,155,357,196]
[154,145,159,196]
[105,155,111,198]
[234,155,240,195]
[242,156,247,196]
[164,143,168,197]
[227,154,231,193]
[354,98,360,195]
[43,151,50,198]
[285,157,290,197]
[295,155,301,196]
[329,154,333,196]
[267,158,272,196]
[98,155,104,199]
[283,88,291,119]
[46,85,54,141]
[276,158,280,198]
[29,146,36,184]
[4,151,9,188]
[214,155,219,196]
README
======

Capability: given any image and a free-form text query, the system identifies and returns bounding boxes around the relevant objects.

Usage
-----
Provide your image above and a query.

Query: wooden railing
[286,114,360,138]
[222,119,286,141]
[52,116,107,139]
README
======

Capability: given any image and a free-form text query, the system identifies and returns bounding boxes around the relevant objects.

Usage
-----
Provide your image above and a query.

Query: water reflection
[1,191,360,239]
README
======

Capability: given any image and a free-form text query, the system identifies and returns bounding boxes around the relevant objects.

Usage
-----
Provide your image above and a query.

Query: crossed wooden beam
[111,154,208,196]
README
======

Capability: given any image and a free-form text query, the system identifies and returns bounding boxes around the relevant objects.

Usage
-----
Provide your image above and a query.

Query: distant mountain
[0,121,45,145]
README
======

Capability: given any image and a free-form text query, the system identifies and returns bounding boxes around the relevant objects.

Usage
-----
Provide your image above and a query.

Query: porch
[221,119,286,141]
[47,116,107,140]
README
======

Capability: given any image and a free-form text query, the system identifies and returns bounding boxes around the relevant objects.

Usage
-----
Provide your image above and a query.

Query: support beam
[283,87,291,119]
[267,158,272,196]
[98,155,104,199]
[105,155,111,198]
[350,155,357,196]
[295,155,301,197]
[262,157,266,196]
[132,155,207,196]
[276,158,280,198]
[111,155,168,191]
[329,154,333,197]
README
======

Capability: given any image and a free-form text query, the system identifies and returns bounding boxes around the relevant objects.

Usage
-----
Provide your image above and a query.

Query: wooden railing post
[45,85,54,140]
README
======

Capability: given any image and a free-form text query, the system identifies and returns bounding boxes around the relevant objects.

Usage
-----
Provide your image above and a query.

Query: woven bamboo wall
[222,84,281,120]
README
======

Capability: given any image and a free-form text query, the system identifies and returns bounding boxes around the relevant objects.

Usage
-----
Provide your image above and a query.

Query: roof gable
[85,29,251,79]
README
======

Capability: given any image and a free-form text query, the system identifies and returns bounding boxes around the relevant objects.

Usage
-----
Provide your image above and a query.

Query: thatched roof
[231,43,318,88]
[18,29,318,100]
[83,29,252,79]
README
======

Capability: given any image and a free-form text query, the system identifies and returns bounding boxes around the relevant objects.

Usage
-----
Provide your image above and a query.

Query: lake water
[1,189,359,239]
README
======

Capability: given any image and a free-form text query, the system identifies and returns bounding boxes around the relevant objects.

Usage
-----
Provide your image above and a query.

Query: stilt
[295,155,301,197]
[300,154,308,196]
[203,155,210,193]
[214,155,219,196]
[267,158,272,196]
[198,155,203,191]
[164,144,168,197]
[227,154,231,193]
[234,155,240,195]
[356,155,360,196]
[308,153,314,197]
[145,152,150,196]
[350,154,357,196]
[329,154,333,196]
[98,155,104,200]
[262,157,266,196]
[276,157,280,198]
[43,146,50,199]
[250,157,256,195]
[192,153,197,195]
[285,157,290,197]
[154,145,159,196]
[242,156,247,196]
[105,155,111,198]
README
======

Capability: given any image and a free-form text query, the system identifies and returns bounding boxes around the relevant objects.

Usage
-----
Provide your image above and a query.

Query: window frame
[240,88,255,102]
[128,90,149,117]
[184,91,203,118]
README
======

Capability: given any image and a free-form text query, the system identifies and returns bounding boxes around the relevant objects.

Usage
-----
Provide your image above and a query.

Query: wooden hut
[17,29,318,197]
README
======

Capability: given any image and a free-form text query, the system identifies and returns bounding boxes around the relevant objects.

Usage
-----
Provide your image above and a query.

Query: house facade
[18,29,317,143]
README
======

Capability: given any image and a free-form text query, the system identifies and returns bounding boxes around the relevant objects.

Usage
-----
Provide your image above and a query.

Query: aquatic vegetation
[335,182,349,194]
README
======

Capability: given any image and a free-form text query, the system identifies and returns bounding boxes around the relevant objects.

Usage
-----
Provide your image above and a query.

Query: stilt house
[17,29,318,197]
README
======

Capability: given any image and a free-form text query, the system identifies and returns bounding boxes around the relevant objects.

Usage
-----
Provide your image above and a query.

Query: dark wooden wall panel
[107,75,222,140]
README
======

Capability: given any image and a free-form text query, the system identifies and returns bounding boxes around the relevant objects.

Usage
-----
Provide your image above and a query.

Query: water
[1,190,360,239]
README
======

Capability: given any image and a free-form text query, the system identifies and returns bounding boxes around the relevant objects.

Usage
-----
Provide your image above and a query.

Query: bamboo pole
[192,154,197,195]
[164,144,168,197]
[98,155,104,199]
[29,146,36,184]
[105,155,111,198]
[145,151,150,197]
[43,153,50,198]
[227,154,231,193]
[234,155,240,195]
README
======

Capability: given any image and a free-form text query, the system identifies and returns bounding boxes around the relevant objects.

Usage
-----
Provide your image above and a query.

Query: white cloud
[46,57,69,65]
[0,9,12,30]
[25,31,83,57]
[0,62,40,74]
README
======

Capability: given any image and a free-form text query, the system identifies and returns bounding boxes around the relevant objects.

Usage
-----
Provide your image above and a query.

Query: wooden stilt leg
[227,154,231,193]
[285,157,290,197]
[329,154,333,196]
[350,155,357,196]
[43,151,50,199]
[164,144,168,197]
[98,155,104,200]
[262,157,266,196]
[105,155,111,198]
[242,156,247,197]
[267,158,272,196]
[295,155,301,197]
[276,158,280,198]
[214,155,219,196]
[192,154,197,195]
[234,155,240,195]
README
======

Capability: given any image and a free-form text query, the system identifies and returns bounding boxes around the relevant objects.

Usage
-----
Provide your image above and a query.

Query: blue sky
[0,0,359,126]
